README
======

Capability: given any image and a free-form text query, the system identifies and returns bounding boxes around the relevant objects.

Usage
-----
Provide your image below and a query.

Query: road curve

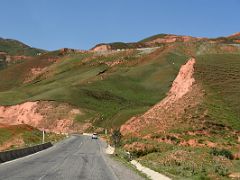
[0,135,141,180]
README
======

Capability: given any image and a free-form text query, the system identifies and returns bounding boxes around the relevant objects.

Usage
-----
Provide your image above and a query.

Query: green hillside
[0,50,62,91]
[0,38,45,56]
[195,53,240,130]
[0,47,188,128]
[0,41,239,130]
[120,43,240,179]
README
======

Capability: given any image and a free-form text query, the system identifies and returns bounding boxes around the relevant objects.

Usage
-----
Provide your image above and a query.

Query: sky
[0,0,240,50]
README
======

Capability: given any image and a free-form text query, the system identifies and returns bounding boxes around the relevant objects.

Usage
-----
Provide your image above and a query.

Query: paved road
[0,135,143,180]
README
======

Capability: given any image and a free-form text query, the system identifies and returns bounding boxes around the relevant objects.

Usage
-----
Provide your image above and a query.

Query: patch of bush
[210,148,234,160]
[214,164,229,176]
[131,146,159,157]
[166,135,180,144]
[111,129,122,147]
[198,139,204,144]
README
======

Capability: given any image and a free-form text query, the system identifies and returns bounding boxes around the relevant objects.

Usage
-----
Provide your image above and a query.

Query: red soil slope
[121,58,198,136]
[0,101,90,134]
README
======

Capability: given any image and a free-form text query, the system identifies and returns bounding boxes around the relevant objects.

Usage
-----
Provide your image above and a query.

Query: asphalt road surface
[0,135,143,180]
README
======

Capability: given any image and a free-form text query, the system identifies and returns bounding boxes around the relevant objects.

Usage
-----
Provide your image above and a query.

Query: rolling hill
[0,37,45,56]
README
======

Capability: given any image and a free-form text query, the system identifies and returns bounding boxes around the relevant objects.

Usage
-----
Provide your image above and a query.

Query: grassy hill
[195,53,240,129]
[0,50,64,91]
[0,46,188,128]
[0,37,45,56]
[119,43,240,179]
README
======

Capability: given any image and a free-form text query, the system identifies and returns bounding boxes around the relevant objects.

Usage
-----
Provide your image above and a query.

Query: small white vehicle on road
[92,133,98,139]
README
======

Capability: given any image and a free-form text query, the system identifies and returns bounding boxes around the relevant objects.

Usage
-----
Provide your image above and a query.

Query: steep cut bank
[0,101,90,134]
[121,58,197,136]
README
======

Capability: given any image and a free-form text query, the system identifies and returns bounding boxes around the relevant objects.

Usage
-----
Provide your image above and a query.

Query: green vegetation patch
[0,128,12,145]
[195,53,240,130]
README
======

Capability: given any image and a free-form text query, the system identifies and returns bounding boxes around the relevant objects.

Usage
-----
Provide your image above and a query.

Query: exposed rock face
[120,58,198,135]
[91,44,112,51]
[0,101,89,134]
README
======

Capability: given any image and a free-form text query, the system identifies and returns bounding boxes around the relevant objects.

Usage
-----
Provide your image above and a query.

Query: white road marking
[78,142,83,148]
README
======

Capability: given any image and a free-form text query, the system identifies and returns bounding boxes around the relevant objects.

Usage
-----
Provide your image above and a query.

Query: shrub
[214,164,229,176]
[111,129,122,147]
[131,146,158,157]
[210,148,234,160]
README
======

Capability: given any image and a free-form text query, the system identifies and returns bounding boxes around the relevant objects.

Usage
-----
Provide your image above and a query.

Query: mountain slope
[119,43,240,179]
[0,46,188,129]
[0,37,45,56]
[91,32,240,52]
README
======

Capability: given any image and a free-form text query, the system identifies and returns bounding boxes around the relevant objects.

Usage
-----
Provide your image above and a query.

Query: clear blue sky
[0,0,239,50]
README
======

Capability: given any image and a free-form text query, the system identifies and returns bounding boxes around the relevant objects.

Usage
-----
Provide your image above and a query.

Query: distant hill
[138,33,169,42]
[91,33,201,51]
[91,32,240,51]
[212,32,240,44]
[0,37,46,56]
